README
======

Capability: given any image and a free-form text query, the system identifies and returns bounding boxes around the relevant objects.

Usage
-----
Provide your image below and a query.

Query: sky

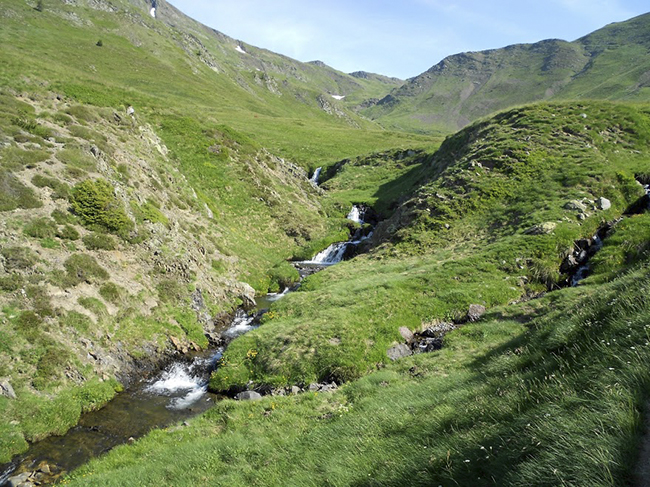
[169,0,649,79]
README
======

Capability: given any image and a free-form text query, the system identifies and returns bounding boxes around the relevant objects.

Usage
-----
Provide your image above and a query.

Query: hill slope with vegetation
[2,1,650,485]
[364,12,650,134]
[64,100,650,486]
[0,0,429,463]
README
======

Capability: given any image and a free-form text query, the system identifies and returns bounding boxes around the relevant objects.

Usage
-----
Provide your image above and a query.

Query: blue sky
[169,0,649,79]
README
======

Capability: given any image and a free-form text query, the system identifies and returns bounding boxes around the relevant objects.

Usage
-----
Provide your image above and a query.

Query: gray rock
[399,326,414,343]
[597,197,611,210]
[291,386,301,395]
[524,222,556,235]
[308,383,320,392]
[387,343,413,361]
[7,472,31,487]
[564,200,587,211]
[235,390,262,401]
[467,304,486,322]
[0,379,16,399]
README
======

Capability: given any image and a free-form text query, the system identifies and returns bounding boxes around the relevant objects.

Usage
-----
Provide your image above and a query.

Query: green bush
[56,225,80,240]
[51,208,76,225]
[99,282,126,304]
[78,297,108,321]
[157,279,186,304]
[83,232,117,250]
[24,217,57,239]
[63,253,109,286]
[0,169,42,211]
[133,200,169,226]
[14,311,42,339]
[65,105,99,124]
[57,147,96,171]
[70,179,133,235]
[0,273,23,291]
[31,174,70,199]
[1,247,37,271]
[34,345,69,390]
[0,146,50,171]
[61,310,92,333]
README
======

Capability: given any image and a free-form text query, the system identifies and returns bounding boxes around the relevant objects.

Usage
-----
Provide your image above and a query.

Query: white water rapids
[144,311,256,410]
[300,205,371,265]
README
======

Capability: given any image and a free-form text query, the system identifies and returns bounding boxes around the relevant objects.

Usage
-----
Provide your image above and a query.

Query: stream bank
[1,205,376,487]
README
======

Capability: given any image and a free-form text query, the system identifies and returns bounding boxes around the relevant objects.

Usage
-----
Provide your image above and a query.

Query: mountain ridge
[364,11,650,133]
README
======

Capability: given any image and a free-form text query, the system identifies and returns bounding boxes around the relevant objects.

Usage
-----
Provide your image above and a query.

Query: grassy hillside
[364,12,650,134]
[63,101,650,486]
[0,0,432,463]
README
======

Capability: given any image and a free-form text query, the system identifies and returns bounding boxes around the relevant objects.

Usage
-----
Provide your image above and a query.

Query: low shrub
[70,179,133,235]
[31,174,70,199]
[0,169,42,211]
[56,225,80,240]
[60,310,92,333]
[0,273,23,291]
[63,253,109,286]
[157,279,186,304]
[24,217,57,239]
[51,209,76,225]
[83,232,117,250]
[99,282,126,304]
[1,247,37,271]
[14,311,42,339]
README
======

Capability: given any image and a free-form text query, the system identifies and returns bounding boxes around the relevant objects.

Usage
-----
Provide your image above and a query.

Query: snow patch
[235,45,247,54]
[149,7,156,18]
[331,95,345,100]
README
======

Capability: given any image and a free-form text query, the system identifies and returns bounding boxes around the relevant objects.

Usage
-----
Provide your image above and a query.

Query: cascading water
[0,309,257,486]
[346,205,364,224]
[310,167,322,186]
[299,205,372,266]
[570,234,603,286]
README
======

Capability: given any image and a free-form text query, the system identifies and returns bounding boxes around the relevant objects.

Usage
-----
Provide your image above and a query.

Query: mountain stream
[0,205,371,486]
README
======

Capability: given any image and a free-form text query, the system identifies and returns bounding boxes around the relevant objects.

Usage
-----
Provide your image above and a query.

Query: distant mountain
[363,12,650,133]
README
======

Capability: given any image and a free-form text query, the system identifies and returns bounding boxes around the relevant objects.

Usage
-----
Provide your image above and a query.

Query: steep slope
[63,100,650,486]
[364,12,650,133]
[0,0,427,463]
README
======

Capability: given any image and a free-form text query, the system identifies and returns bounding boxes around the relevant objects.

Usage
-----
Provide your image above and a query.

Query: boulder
[0,379,16,399]
[398,326,414,343]
[7,472,31,487]
[467,304,486,322]
[291,386,301,395]
[387,343,412,361]
[235,390,262,401]
[597,197,611,210]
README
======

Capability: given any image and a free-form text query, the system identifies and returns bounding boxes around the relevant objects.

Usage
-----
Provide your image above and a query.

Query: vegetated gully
[0,205,373,486]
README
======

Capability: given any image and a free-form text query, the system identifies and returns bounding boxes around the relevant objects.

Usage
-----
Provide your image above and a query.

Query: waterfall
[300,205,372,265]
[347,205,364,224]
[310,167,322,186]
